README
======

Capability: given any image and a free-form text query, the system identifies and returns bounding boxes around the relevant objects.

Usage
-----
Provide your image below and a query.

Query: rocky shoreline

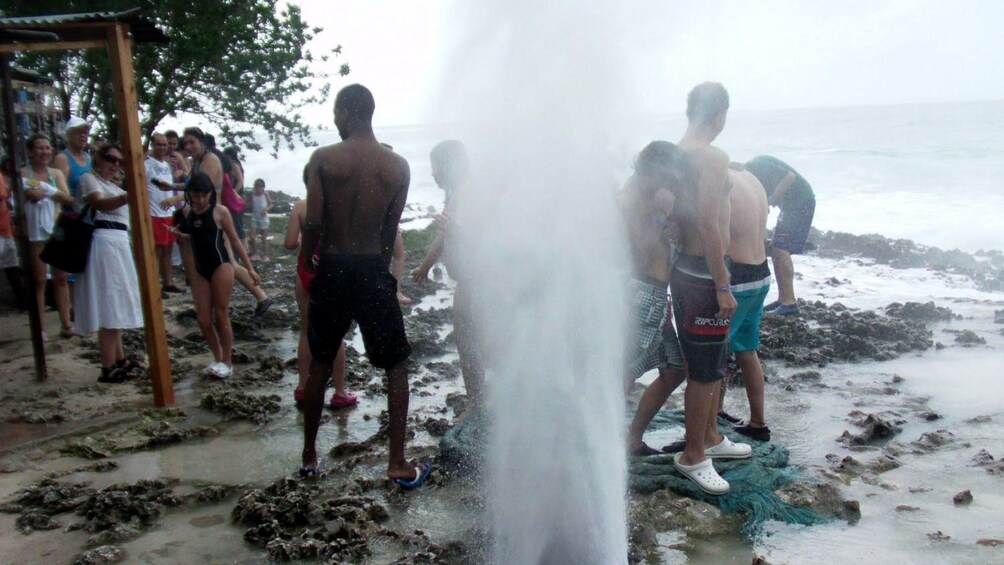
[0,224,1001,564]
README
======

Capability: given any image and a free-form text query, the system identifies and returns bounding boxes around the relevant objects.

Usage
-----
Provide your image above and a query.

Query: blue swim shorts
[728,260,771,352]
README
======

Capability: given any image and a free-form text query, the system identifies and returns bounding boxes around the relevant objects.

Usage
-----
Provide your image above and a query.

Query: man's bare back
[726,169,768,265]
[676,143,731,259]
[305,139,410,263]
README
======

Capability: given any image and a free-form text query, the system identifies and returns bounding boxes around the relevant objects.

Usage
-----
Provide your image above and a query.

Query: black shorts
[669,254,729,383]
[773,199,815,254]
[307,254,411,369]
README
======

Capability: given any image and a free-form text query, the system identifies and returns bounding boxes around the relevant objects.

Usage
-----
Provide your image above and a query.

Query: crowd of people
[0,118,277,381]
[288,82,817,492]
[0,80,817,494]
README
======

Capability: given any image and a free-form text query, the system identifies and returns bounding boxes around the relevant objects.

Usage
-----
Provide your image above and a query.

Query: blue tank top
[62,149,92,200]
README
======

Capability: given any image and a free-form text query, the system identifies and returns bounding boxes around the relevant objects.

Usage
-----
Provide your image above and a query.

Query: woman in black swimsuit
[171,172,258,378]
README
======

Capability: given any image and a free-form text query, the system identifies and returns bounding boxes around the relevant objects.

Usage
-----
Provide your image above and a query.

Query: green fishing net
[439,408,833,537]
[629,409,832,536]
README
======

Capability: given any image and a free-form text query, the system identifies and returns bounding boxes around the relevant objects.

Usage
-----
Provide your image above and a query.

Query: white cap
[64,117,90,133]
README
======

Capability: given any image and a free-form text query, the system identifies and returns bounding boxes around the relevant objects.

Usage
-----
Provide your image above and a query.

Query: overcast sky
[292,0,1004,128]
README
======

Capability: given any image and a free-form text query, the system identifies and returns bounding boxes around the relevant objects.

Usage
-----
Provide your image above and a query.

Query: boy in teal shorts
[723,165,773,441]
[727,261,771,441]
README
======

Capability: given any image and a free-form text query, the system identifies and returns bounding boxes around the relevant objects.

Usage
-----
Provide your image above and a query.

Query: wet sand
[0,226,1002,564]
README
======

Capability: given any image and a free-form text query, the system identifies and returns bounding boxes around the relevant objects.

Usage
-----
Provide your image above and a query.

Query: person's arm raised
[696,147,736,319]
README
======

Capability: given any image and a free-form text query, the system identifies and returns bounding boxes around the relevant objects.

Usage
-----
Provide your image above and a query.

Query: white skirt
[74,229,143,334]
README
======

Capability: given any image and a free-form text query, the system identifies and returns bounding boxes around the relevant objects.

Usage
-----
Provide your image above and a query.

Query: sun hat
[64,117,90,134]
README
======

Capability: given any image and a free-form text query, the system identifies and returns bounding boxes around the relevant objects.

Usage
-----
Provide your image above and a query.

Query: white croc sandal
[673,453,730,495]
[705,436,753,460]
[212,363,233,379]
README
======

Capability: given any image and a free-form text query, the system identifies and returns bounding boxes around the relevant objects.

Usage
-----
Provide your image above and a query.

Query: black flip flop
[629,443,662,457]
[661,440,686,454]
[98,366,128,384]
[718,411,743,424]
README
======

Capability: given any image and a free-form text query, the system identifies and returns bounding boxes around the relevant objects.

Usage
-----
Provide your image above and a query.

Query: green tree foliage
[2,0,349,153]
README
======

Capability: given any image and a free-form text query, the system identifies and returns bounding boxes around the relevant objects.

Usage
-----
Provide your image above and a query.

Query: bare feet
[397,292,413,306]
[301,447,318,470]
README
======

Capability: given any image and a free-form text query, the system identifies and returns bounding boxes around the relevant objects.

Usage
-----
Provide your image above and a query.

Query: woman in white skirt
[75,144,145,383]
[21,134,76,341]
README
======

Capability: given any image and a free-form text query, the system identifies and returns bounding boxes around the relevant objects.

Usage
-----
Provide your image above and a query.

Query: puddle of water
[117,499,266,564]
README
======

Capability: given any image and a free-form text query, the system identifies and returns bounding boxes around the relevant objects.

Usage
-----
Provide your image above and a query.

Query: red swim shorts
[152,216,176,247]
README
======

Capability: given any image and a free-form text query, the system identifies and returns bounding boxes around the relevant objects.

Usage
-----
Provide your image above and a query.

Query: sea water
[247,99,1004,253]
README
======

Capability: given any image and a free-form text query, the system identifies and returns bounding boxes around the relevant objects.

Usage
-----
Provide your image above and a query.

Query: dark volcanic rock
[812,230,1004,291]
[404,307,453,359]
[911,429,956,453]
[951,330,986,346]
[128,420,218,451]
[200,389,281,424]
[885,301,956,322]
[953,490,973,505]
[77,479,178,535]
[969,449,1004,476]
[790,370,822,383]
[232,477,409,563]
[759,301,933,366]
[971,449,995,466]
[978,538,1004,547]
[16,511,61,533]
[60,437,114,460]
[73,545,125,564]
[838,414,903,446]
[423,417,452,437]
[0,478,96,514]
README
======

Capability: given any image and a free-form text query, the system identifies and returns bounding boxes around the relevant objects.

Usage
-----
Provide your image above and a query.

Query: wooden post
[0,53,47,381]
[106,23,173,406]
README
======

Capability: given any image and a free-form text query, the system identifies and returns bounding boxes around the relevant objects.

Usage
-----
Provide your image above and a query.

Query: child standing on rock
[248,178,272,261]
[169,172,259,379]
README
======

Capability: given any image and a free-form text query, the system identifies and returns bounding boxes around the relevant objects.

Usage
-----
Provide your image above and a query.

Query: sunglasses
[103,155,124,166]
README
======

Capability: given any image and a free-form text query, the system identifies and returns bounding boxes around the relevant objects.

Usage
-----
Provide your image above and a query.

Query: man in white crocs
[672,82,753,495]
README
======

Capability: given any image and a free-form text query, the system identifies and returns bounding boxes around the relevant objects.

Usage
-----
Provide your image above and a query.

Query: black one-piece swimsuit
[181,206,229,280]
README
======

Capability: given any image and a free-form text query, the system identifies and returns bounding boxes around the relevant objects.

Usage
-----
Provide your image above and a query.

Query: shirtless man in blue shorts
[725,164,772,441]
